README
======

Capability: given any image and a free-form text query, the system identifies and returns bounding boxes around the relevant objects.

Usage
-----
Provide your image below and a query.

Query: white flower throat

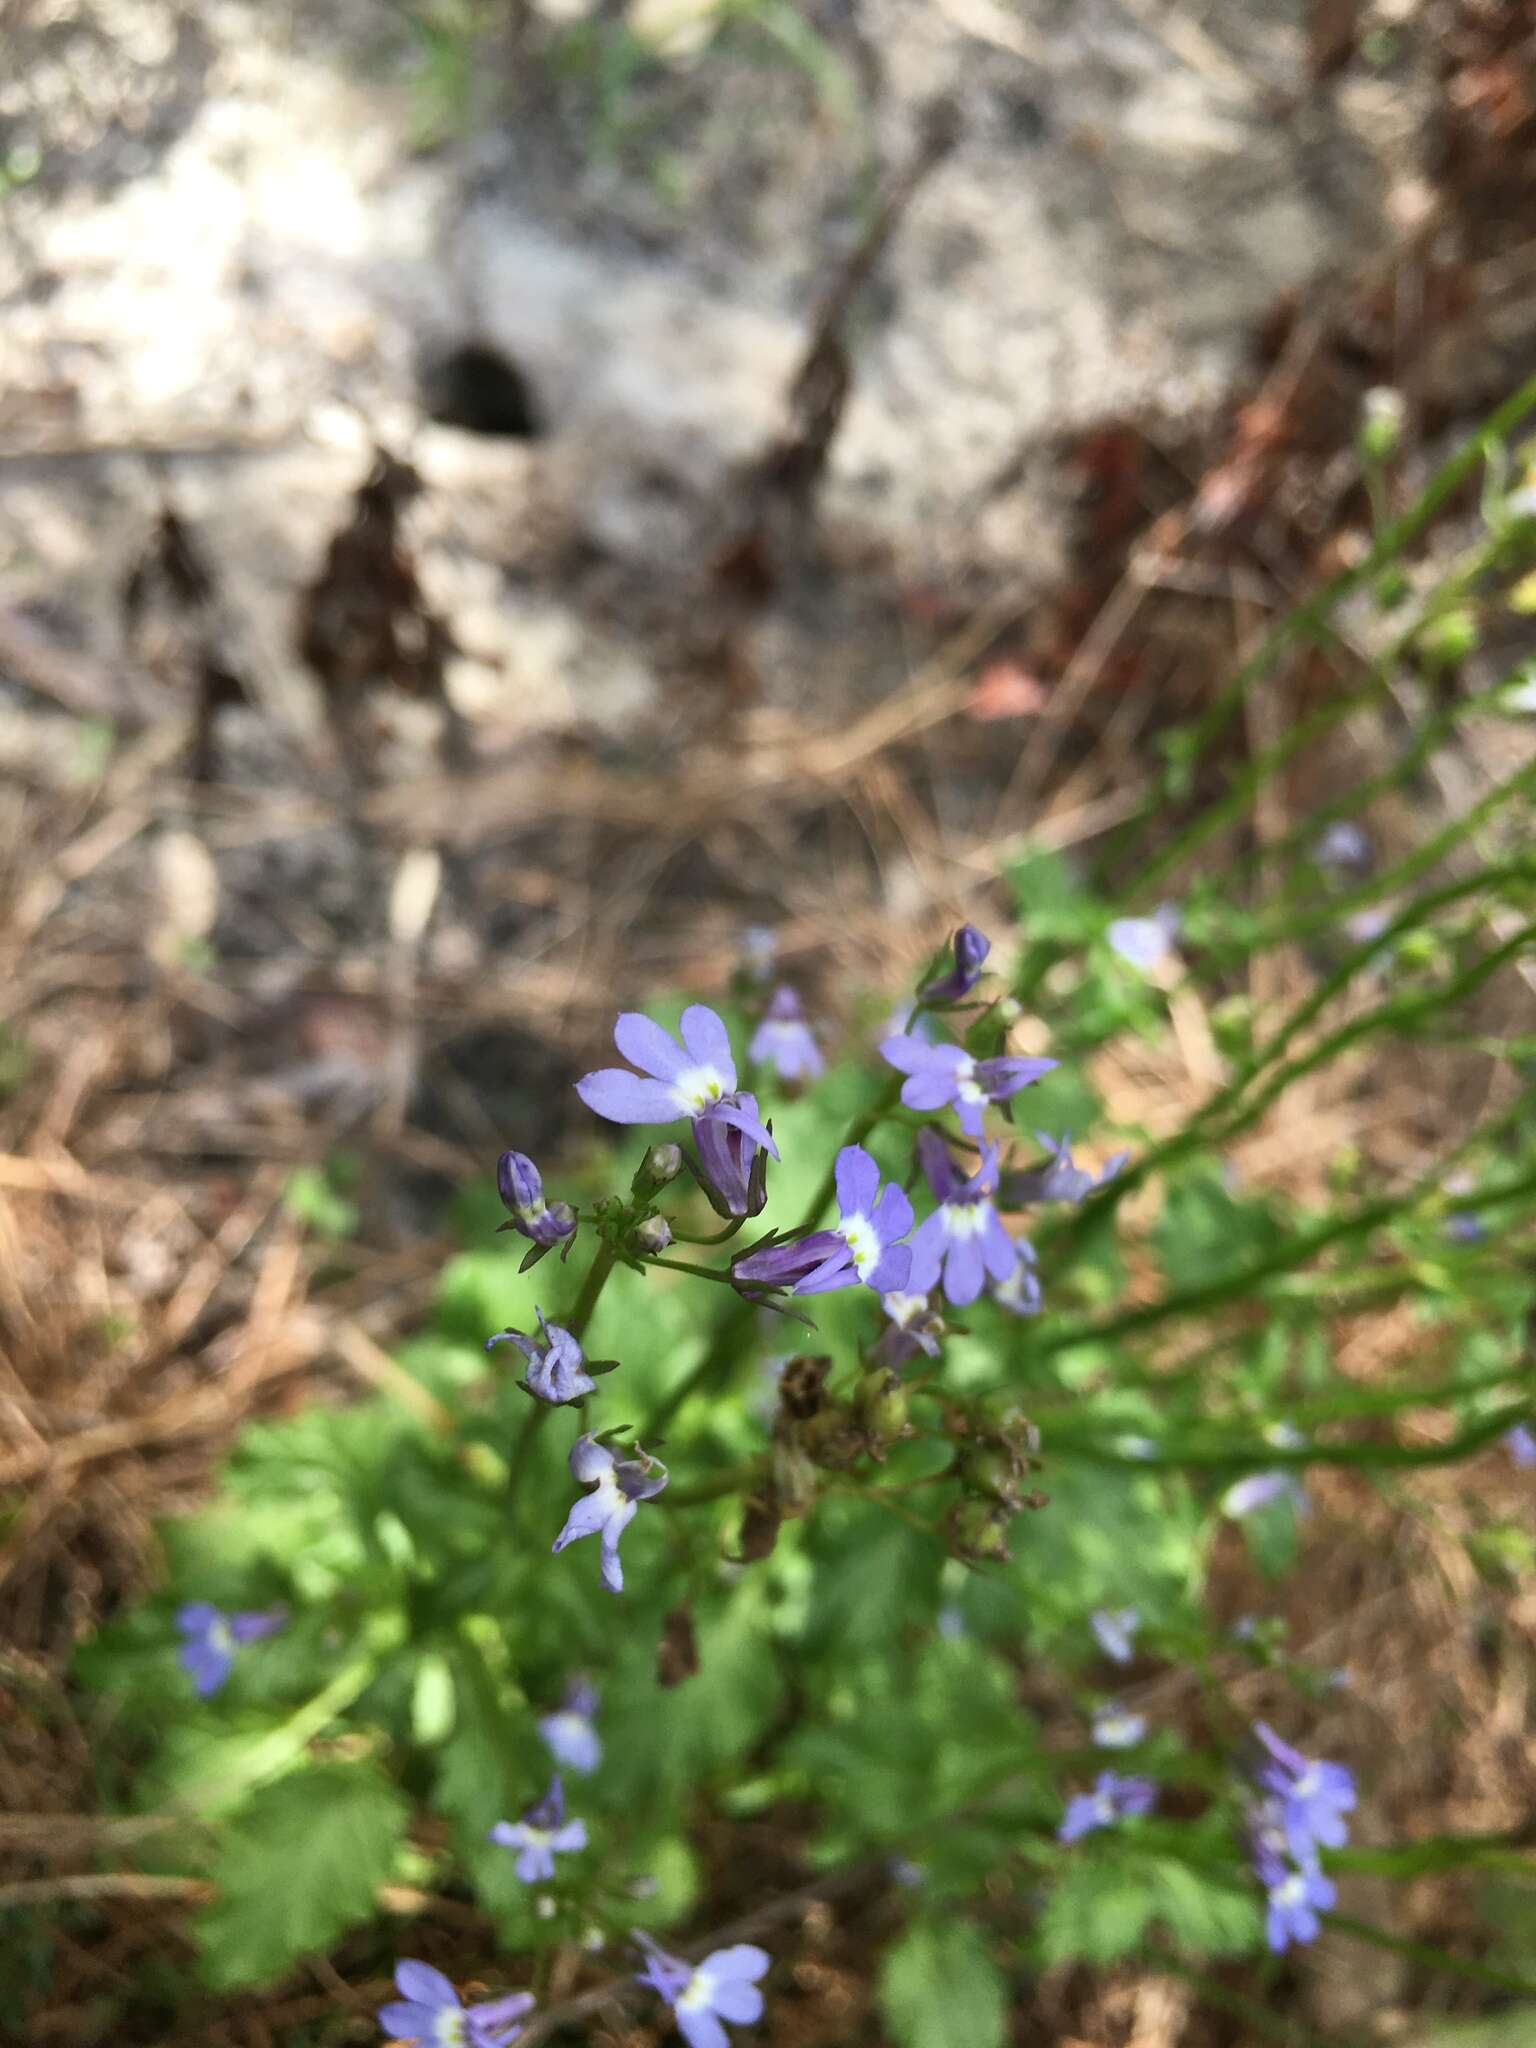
[839,1212,879,1277]
[674,1065,728,1112]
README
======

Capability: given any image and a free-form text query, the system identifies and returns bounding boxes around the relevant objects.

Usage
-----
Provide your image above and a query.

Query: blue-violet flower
[1058,1769,1156,1842]
[378,1961,534,2047]
[552,1434,668,1593]
[907,1131,1021,1308]
[1106,904,1181,973]
[486,1310,595,1405]
[1091,1702,1148,1749]
[879,1032,1056,1140]
[731,1145,912,1296]
[1252,1722,1356,1862]
[539,1679,602,1775]
[748,985,824,1082]
[489,1776,588,1883]
[176,1602,283,1699]
[1091,1608,1140,1665]
[693,1091,773,1218]
[576,1010,775,1167]
[636,1935,770,2048]
[1002,1132,1128,1206]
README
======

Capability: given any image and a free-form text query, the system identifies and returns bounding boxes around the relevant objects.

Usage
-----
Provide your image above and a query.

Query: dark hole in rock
[420,341,542,439]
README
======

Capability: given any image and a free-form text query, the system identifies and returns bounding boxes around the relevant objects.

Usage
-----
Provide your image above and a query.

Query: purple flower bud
[1316,821,1372,873]
[748,986,824,1083]
[379,1961,535,2047]
[636,1934,770,2048]
[176,1602,284,1699]
[489,1775,588,1884]
[880,1032,1057,1140]
[552,1434,668,1593]
[1058,1769,1156,1842]
[1221,1469,1308,1519]
[919,923,992,1003]
[487,1310,595,1405]
[497,1150,578,1248]
[633,1214,673,1254]
[693,1092,774,1218]
[1506,1423,1536,1470]
[732,1145,912,1296]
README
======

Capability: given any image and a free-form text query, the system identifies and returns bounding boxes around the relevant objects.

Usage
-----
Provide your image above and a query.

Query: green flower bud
[1417,607,1478,671]
[631,1143,684,1197]
[946,1498,1012,1564]
[961,1442,1024,1507]
[1358,386,1404,464]
[856,1368,909,1452]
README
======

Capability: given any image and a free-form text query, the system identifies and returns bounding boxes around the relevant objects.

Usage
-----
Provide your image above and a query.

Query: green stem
[1050,1404,1530,1474]
[1329,1910,1536,1998]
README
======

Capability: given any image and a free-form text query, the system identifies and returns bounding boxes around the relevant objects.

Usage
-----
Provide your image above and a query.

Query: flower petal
[905,1214,944,1294]
[576,1069,685,1124]
[378,2000,442,2037]
[395,1960,460,2007]
[901,1070,960,1112]
[706,1096,780,1161]
[701,1945,771,1983]
[943,1235,985,1306]
[871,1181,913,1246]
[679,1005,736,1086]
[552,1493,613,1555]
[613,1011,689,1081]
[834,1145,881,1217]
[569,1434,615,1484]
[709,1981,765,2024]
[598,1497,638,1591]
[867,1243,912,1293]
[676,2010,730,2048]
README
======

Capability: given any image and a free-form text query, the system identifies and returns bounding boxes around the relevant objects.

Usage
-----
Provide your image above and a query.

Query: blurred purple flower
[636,1935,770,2048]
[489,1776,588,1884]
[738,926,777,982]
[539,1679,602,1775]
[378,1961,534,2047]
[1506,1423,1536,1470]
[1262,1859,1335,1953]
[907,1132,1020,1308]
[496,1151,577,1248]
[1445,1210,1486,1245]
[872,1288,944,1370]
[552,1435,669,1594]
[577,1010,778,1159]
[1091,1608,1140,1666]
[1002,1132,1129,1207]
[1058,1769,1156,1842]
[992,1246,1042,1317]
[748,986,823,1083]
[919,924,991,1003]
[1316,821,1372,873]
[694,1092,773,1218]
[176,1602,283,1699]
[486,1310,595,1405]
[732,1145,912,1296]
[1252,1722,1356,1862]
[879,1033,1057,1139]
[1106,904,1181,973]
[1221,1469,1308,1519]
[1091,1702,1148,1749]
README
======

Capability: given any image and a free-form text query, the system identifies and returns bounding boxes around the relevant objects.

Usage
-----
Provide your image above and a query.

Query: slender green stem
[1329,1911,1536,1998]
[1050,1404,1530,1474]
[644,1255,741,1286]
[669,1217,748,1246]
[509,1240,620,1492]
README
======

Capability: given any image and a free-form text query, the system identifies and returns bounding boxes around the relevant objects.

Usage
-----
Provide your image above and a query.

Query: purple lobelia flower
[1058,1769,1156,1843]
[489,1776,588,1884]
[636,1934,770,2048]
[1091,1702,1148,1749]
[1261,1857,1336,1953]
[1002,1132,1128,1206]
[992,1244,1042,1317]
[176,1602,283,1699]
[1506,1423,1536,1470]
[486,1310,595,1405]
[576,1009,776,1163]
[1221,1469,1308,1519]
[538,1679,602,1775]
[1106,903,1181,973]
[872,1288,945,1370]
[496,1151,577,1249]
[1316,821,1372,873]
[748,986,824,1083]
[694,1092,773,1218]
[919,923,992,1003]
[879,1031,1057,1140]
[1252,1723,1356,1862]
[1091,1608,1140,1666]
[731,1145,912,1297]
[378,1960,534,2047]
[907,1131,1021,1308]
[552,1434,668,1593]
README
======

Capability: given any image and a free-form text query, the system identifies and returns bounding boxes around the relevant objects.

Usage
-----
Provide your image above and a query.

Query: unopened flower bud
[736,1494,783,1561]
[856,1368,908,1448]
[1359,386,1404,463]
[633,1143,684,1196]
[802,1405,862,1470]
[633,1214,673,1255]
[946,1498,1013,1564]
[1417,606,1478,671]
[961,1442,1024,1507]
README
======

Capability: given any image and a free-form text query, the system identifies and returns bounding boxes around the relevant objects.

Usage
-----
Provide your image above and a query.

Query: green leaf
[195,1764,408,1989]
[879,1916,1006,2048]
[1038,1850,1261,1965]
